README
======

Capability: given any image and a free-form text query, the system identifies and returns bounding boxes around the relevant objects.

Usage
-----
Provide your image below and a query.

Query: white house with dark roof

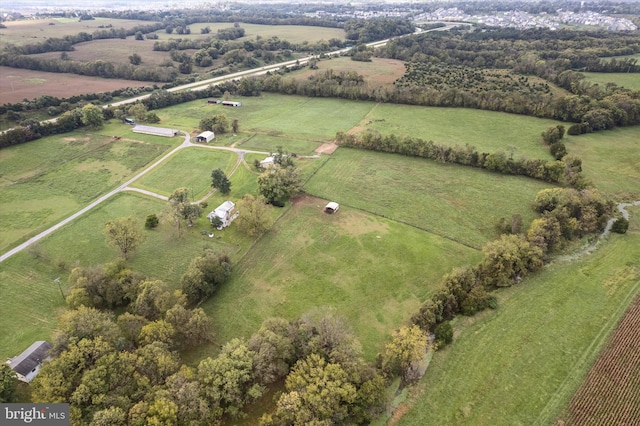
[6,341,52,383]
[207,201,239,229]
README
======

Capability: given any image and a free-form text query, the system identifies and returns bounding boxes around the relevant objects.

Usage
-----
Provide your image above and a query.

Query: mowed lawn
[131,147,238,199]
[0,126,176,252]
[398,207,640,426]
[564,126,640,198]
[305,148,553,249]
[204,196,482,362]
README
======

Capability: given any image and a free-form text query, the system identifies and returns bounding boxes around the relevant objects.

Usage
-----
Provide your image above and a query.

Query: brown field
[0,66,153,103]
[559,294,640,425]
[291,56,407,87]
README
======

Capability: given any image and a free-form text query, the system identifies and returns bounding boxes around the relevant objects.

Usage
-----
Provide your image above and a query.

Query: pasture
[582,72,640,91]
[204,195,483,362]
[0,126,176,252]
[292,56,407,88]
[564,126,640,198]
[396,207,640,425]
[305,148,553,249]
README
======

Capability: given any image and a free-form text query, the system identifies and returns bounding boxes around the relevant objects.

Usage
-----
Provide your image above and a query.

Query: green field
[355,103,561,159]
[0,125,176,252]
[397,207,640,426]
[305,148,553,249]
[564,126,640,198]
[204,197,483,362]
[582,72,640,91]
[131,147,237,199]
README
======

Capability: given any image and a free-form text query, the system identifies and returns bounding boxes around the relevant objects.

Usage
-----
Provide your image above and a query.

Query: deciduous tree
[81,104,104,129]
[382,325,428,383]
[103,217,146,260]
[235,194,273,237]
[211,168,231,194]
[180,251,231,305]
[257,164,302,205]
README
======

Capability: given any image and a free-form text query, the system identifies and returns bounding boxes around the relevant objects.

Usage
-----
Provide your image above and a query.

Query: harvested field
[560,293,640,426]
[0,66,153,104]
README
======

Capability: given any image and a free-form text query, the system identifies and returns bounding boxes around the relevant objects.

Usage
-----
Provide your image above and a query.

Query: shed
[324,202,339,214]
[208,98,221,104]
[222,101,242,107]
[196,131,215,143]
[207,201,239,229]
[132,125,179,137]
[259,156,275,168]
[7,341,52,383]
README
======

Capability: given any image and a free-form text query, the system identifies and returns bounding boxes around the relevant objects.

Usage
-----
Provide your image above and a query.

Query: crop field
[582,72,640,91]
[305,148,553,249]
[204,195,483,362]
[396,207,640,425]
[0,126,176,252]
[0,66,153,105]
[564,126,640,198]
[130,147,238,199]
[559,294,640,425]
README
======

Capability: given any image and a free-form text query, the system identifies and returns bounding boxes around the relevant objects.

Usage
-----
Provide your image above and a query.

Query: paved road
[0,131,269,263]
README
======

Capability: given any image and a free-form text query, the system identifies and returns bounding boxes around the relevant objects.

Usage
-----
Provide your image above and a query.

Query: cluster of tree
[257,148,303,206]
[180,250,232,306]
[200,113,231,134]
[168,187,203,235]
[412,185,612,342]
[343,18,415,43]
[335,131,584,186]
[370,27,640,129]
[217,26,246,41]
[0,107,86,148]
[0,54,179,82]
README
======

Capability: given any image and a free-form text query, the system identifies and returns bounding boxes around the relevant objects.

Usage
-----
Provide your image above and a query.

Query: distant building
[208,98,221,104]
[221,101,242,107]
[195,131,215,143]
[207,201,239,229]
[132,125,179,137]
[6,341,52,383]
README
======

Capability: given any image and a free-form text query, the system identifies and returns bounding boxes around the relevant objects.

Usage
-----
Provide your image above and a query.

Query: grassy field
[0,17,153,47]
[292,56,407,88]
[203,196,483,362]
[131,147,238,199]
[564,126,640,198]
[0,124,177,252]
[352,103,561,159]
[305,148,553,249]
[582,72,640,91]
[396,206,640,426]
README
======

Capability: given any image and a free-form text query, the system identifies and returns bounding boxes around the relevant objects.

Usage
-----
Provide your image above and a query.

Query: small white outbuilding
[324,202,339,214]
[195,131,215,143]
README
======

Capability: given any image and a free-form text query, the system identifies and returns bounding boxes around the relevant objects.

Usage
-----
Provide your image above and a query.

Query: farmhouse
[6,341,52,383]
[132,125,179,137]
[195,131,215,143]
[207,201,239,229]
[324,202,340,214]
[222,101,242,107]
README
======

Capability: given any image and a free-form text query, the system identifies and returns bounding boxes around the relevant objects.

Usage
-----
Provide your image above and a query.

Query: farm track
[0,131,269,263]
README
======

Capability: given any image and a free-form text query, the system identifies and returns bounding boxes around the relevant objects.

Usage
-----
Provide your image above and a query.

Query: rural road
[0,131,269,263]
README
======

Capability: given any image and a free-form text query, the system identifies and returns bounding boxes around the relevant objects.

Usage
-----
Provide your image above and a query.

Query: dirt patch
[315,142,339,155]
